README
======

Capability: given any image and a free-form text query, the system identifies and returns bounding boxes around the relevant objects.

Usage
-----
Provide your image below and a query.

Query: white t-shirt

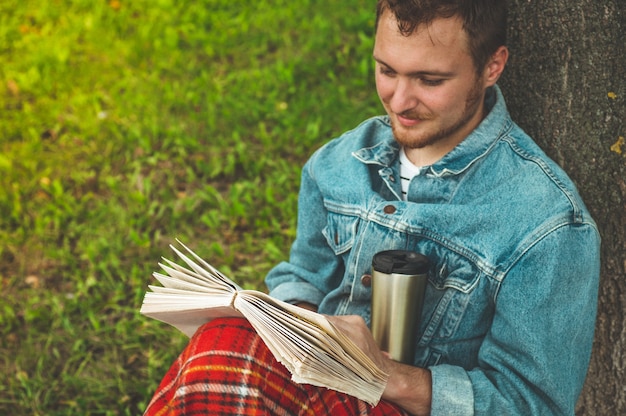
[399,148,424,201]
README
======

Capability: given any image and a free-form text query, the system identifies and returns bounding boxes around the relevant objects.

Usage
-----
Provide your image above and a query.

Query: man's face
[374,10,491,165]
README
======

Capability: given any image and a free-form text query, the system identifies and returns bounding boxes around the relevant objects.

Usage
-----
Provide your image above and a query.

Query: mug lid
[372,250,430,274]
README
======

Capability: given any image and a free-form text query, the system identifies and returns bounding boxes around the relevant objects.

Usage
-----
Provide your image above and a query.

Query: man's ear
[484,46,509,86]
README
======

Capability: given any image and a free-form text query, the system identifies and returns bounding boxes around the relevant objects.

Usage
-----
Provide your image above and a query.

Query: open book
[140,241,389,406]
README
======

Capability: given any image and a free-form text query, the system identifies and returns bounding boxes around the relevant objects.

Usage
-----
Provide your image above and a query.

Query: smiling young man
[145,1,600,415]
[373,10,504,167]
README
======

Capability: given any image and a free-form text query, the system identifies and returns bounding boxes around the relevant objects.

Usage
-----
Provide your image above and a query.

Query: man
[145,1,600,414]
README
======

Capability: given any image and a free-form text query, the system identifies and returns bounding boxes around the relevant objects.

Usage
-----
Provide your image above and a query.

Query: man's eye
[421,79,444,86]
[379,67,396,77]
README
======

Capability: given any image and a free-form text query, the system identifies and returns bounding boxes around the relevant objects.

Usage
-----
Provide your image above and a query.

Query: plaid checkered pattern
[145,317,408,415]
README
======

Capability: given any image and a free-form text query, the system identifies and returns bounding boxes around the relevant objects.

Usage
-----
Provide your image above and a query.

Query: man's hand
[326,314,432,416]
[326,315,390,371]
[294,302,318,312]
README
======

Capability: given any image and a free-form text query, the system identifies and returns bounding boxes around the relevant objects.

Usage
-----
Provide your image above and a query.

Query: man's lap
[145,317,407,416]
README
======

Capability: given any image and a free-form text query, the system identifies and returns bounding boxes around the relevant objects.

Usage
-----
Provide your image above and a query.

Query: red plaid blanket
[145,317,408,415]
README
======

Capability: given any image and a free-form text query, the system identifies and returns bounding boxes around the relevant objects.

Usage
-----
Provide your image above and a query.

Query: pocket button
[360,274,372,287]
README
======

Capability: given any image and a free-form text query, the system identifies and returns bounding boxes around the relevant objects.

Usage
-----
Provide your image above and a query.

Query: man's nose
[389,78,417,113]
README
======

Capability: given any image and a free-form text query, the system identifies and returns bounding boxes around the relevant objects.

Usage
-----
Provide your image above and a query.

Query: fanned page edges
[140,241,389,406]
[235,292,389,405]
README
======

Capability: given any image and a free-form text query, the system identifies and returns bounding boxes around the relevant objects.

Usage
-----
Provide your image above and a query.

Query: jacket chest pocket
[322,212,360,255]
[419,252,494,344]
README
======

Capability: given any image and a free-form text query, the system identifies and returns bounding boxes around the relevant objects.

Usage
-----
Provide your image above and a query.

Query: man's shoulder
[490,124,594,225]
[314,116,393,157]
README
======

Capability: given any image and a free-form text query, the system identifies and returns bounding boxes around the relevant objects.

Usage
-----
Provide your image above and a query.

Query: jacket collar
[352,85,511,177]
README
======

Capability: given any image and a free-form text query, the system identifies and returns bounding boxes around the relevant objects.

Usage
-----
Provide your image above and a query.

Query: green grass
[0,0,381,414]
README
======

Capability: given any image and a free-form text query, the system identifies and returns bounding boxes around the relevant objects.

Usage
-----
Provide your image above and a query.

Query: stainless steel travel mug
[370,250,430,364]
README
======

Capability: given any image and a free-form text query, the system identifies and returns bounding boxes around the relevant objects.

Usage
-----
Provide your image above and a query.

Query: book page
[234,291,388,405]
[170,241,241,290]
[142,306,244,337]
[140,242,239,336]
[241,290,386,374]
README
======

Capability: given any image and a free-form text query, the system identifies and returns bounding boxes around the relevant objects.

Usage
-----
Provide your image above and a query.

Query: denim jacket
[265,86,600,415]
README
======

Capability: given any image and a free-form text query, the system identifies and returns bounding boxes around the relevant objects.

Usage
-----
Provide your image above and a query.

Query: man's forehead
[377,9,466,44]
[374,10,471,63]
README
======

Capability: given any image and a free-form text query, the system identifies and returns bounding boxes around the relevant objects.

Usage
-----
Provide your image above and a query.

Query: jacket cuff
[268,281,326,307]
[429,364,474,415]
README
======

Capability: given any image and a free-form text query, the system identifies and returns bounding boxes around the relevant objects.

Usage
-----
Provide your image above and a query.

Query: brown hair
[375,0,507,72]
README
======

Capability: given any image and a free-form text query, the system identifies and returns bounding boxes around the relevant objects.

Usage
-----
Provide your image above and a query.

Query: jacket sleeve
[265,153,344,307]
[430,222,600,415]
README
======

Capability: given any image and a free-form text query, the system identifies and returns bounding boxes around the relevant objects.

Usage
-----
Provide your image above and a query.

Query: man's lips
[396,114,423,127]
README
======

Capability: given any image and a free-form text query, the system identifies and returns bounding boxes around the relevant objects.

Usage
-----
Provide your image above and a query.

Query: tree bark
[500,0,626,414]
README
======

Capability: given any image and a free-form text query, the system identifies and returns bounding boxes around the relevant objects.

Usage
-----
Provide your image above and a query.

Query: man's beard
[392,82,484,150]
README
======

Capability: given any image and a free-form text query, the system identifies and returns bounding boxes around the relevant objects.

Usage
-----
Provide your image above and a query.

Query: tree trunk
[500,0,626,414]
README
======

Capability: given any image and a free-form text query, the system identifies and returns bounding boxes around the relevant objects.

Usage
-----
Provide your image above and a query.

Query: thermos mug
[370,250,430,364]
